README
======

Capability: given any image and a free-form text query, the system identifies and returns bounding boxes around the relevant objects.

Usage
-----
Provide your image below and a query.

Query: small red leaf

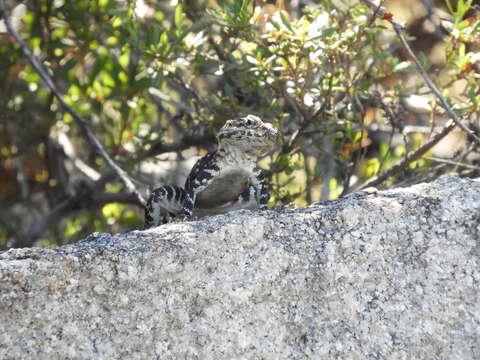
[383,12,393,21]
[463,62,473,72]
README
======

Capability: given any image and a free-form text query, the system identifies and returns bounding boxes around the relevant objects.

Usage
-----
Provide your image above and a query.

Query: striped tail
[144,185,186,227]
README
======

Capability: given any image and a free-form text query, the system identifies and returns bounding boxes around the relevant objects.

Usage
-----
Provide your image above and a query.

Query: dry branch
[359,121,457,189]
[356,0,479,189]
[13,190,139,248]
[361,0,480,145]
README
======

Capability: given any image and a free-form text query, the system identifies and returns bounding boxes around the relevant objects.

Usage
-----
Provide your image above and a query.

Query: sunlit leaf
[279,11,294,32]
[175,4,185,29]
[445,0,454,14]
[364,158,380,179]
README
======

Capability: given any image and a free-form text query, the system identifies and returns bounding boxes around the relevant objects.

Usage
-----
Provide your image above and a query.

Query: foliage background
[0,0,479,247]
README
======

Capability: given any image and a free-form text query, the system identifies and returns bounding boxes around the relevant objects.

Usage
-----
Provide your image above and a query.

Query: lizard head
[217,115,278,157]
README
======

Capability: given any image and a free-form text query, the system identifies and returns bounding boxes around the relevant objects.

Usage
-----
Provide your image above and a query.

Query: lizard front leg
[181,189,197,217]
[181,168,217,217]
[181,151,220,217]
[226,174,269,211]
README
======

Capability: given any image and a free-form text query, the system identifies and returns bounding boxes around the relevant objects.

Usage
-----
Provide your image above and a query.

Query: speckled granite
[1,176,479,359]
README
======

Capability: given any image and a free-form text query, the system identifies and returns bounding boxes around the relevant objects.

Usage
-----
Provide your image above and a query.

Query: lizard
[144,115,279,227]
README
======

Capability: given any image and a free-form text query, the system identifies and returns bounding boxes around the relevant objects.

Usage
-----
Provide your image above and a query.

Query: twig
[425,156,480,171]
[12,190,140,248]
[354,0,480,190]
[285,73,334,150]
[13,196,78,248]
[134,133,215,165]
[391,30,480,145]
[361,0,406,29]
[359,120,456,189]
[361,0,480,146]
[0,0,146,206]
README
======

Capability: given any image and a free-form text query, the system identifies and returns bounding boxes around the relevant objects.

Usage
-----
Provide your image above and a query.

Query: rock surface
[1,176,479,359]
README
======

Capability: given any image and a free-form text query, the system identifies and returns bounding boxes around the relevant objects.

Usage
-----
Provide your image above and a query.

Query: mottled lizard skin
[144,115,278,227]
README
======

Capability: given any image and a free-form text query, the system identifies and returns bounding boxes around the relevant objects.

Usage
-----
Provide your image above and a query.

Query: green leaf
[321,27,337,37]
[160,31,168,46]
[65,218,82,239]
[459,43,466,57]
[379,142,390,158]
[158,32,171,55]
[472,20,480,33]
[453,0,473,24]
[240,0,252,12]
[100,71,116,87]
[174,4,185,29]
[444,0,454,14]
[112,16,122,28]
[233,0,250,14]
[279,153,291,171]
[98,0,111,8]
[118,47,130,69]
[280,11,294,32]
[153,71,164,87]
[118,71,128,84]
[328,177,339,198]
[364,158,380,179]
[147,24,162,45]
[352,131,362,143]
[417,51,431,70]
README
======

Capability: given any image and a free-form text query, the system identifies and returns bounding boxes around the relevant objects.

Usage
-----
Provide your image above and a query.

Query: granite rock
[0,176,479,359]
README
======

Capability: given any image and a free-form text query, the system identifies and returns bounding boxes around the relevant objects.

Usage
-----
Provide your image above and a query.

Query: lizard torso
[144,115,278,227]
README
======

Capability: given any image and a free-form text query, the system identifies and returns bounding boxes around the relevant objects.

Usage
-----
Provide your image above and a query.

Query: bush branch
[359,120,456,189]
[12,190,140,248]
[361,0,480,146]
[0,0,146,206]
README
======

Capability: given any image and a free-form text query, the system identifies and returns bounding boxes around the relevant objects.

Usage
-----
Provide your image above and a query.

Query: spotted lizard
[144,115,278,227]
